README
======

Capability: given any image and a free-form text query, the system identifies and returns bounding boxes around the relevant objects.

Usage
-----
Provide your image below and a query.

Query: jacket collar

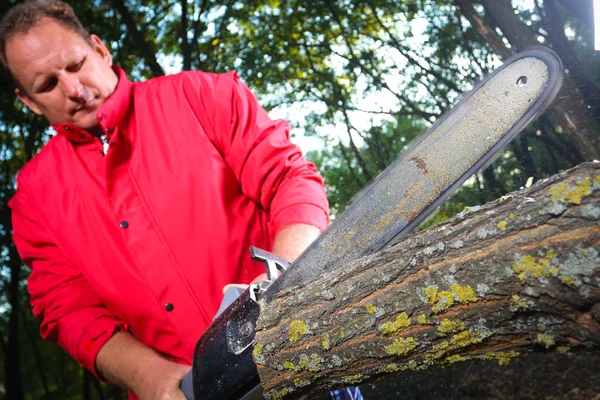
[52,66,134,143]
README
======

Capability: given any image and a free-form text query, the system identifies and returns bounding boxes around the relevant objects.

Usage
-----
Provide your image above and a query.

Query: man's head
[0,0,118,131]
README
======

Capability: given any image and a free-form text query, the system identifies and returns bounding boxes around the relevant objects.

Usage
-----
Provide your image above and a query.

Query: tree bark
[253,162,600,399]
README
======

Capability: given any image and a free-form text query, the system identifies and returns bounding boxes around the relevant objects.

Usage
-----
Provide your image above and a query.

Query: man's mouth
[74,97,97,113]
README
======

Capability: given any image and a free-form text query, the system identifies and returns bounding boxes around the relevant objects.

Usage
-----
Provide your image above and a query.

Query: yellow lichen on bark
[513,255,557,280]
[548,178,591,205]
[288,320,308,343]
[423,284,478,313]
[384,337,419,356]
[380,312,411,335]
[438,319,466,334]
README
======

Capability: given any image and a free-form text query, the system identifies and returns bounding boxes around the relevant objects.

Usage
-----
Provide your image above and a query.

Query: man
[1,1,329,398]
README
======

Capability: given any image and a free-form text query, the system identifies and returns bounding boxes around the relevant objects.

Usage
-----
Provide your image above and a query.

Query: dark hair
[0,0,93,83]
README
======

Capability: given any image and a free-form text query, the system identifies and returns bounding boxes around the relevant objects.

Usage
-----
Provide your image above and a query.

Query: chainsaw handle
[181,371,194,400]
[180,286,247,399]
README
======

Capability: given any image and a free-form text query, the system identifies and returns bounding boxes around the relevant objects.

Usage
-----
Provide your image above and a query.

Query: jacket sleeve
[203,71,329,235]
[9,184,128,379]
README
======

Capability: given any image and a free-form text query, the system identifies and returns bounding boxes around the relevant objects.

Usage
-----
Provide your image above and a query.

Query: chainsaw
[181,46,563,399]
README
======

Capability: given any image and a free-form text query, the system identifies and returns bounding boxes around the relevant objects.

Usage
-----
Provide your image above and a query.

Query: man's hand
[96,332,190,399]
[135,357,190,400]
[222,223,322,294]
[222,273,268,294]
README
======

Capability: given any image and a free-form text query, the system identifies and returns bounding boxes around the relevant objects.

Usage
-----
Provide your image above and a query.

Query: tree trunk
[477,0,539,49]
[20,308,50,396]
[557,0,594,29]
[82,367,91,400]
[180,0,192,71]
[510,135,536,179]
[544,0,600,121]
[5,261,24,400]
[2,206,24,400]
[481,165,504,200]
[253,162,600,399]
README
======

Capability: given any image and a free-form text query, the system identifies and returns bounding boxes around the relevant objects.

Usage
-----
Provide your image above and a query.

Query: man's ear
[90,34,113,66]
[15,88,43,115]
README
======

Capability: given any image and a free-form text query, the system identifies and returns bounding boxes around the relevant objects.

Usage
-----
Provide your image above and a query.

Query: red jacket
[9,67,329,376]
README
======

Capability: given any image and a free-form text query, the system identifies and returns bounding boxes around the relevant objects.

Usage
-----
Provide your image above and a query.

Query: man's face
[5,18,118,131]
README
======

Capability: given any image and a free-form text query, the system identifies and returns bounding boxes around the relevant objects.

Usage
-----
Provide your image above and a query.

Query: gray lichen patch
[330,354,343,367]
[442,274,458,286]
[581,204,600,220]
[422,242,446,256]
[477,227,497,240]
[473,318,492,339]
[509,294,534,312]
[449,239,464,249]
[297,353,324,372]
[476,283,490,297]
[456,206,480,220]
[559,247,600,286]
[544,202,567,216]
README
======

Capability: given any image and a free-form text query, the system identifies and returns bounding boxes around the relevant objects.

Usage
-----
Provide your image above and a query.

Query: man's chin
[69,115,101,133]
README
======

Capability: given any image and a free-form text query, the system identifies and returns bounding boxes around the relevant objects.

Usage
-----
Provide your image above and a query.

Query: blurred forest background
[0,0,598,399]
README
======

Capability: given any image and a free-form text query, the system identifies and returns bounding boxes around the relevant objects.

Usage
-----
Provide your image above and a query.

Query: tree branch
[453,0,512,59]
[369,5,462,94]
[110,0,165,77]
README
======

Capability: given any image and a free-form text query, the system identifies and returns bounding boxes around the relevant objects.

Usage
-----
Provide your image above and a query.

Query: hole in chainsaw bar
[516,76,528,86]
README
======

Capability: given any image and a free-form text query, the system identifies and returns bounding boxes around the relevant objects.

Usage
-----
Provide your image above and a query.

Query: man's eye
[68,58,85,72]
[40,77,58,92]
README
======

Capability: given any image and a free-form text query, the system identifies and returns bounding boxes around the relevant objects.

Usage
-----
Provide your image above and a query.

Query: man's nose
[61,75,85,100]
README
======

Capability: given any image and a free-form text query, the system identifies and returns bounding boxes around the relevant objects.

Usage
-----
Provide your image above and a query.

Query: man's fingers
[222,272,278,295]
[222,283,249,294]
[250,273,269,284]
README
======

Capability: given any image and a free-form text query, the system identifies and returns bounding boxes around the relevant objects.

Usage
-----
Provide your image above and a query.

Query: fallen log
[253,162,600,399]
